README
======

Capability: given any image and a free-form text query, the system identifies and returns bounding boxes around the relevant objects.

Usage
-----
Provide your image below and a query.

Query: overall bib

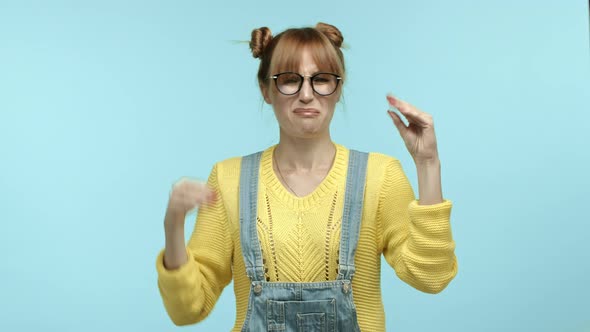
[238,149,369,332]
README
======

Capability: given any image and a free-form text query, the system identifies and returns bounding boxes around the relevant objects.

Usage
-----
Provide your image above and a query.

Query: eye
[278,73,301,85]
[313,74,334,84]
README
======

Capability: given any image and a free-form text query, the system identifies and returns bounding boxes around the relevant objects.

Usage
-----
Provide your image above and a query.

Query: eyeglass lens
[275,73,339,95]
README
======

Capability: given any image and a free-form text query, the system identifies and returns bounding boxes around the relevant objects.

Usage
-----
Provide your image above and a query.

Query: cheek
[274,94,296,110]
[272,99,291,118]
[322,96,339,110]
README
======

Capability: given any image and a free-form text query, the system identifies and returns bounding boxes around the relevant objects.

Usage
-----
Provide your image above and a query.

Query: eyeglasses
[269,72,342,96]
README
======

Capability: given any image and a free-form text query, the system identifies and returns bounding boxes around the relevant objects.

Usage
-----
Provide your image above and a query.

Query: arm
[155,163,233,325]
[416,157,443,205]
[163,209,189,269]
[379,158,457,294]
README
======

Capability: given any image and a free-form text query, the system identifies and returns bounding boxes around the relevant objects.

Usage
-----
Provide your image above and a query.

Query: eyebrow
[300,70,322,76]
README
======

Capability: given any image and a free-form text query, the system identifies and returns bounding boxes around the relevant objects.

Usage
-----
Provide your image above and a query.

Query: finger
[387,110,407,135]
[387,94,429,126]
[387,94,417,122]
[386,94,408,112]
[192,196,208,209]
[398,103,432,126]
[401,111,430,127]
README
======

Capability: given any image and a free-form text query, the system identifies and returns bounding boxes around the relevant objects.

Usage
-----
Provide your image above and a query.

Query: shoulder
[335,145,404,184]
[367,151,400,166]
[365,152,405,185]
[335,143,402,173]
[205,156,243,194]
[210,146,273,178]
[335,143,397,163]
[343,146,401,170]
[213,155,242,173]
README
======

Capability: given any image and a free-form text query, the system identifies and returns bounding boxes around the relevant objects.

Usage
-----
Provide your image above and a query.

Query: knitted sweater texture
[156,143,458,331]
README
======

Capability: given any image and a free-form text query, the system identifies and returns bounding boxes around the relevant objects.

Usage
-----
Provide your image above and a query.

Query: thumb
[387,110,406,135]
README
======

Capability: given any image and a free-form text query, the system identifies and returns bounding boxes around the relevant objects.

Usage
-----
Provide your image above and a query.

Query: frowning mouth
[293,108,320,116]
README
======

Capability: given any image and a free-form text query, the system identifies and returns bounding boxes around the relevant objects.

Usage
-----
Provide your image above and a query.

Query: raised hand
[386,94,439,164]
[166,177,217,225]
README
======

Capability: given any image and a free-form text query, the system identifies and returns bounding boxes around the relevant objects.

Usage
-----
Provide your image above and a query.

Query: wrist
[415,157,440,169]
[415,157,443,205]
[164,206,185,229]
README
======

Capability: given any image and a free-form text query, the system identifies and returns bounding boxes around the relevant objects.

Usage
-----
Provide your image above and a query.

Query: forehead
[270,45,337,75]
[295,49,319,73]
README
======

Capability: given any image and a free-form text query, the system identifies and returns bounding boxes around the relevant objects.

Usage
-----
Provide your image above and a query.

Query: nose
[298,77,314,103]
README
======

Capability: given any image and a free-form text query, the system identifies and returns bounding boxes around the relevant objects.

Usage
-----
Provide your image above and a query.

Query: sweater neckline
[260,142,348,210]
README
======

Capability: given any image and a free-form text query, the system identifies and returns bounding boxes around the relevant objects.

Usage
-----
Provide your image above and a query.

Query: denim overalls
[238,149,369,332]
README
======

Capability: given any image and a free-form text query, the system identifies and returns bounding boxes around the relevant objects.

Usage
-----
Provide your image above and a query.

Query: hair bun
[315,22,343,48]
[250,27,273,59]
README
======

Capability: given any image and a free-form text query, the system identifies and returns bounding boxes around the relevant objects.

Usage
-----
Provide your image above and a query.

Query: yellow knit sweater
[156,143,458,331]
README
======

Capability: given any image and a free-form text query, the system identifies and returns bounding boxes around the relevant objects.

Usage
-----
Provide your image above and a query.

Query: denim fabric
[239,149,368,332]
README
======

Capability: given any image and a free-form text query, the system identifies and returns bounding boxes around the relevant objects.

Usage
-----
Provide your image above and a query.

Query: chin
[299,127,326,137]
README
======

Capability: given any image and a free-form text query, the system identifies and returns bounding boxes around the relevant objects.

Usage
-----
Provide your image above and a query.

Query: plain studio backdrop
[1,1,589,331]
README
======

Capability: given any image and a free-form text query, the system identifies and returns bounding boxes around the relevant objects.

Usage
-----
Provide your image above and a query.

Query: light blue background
[1,0,589,331]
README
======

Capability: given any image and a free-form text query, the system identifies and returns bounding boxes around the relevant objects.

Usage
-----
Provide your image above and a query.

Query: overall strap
[238,151,266,282]
[337,149,369,281]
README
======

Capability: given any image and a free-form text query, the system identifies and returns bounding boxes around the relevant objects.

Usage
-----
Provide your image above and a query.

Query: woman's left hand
[386,94,439,164]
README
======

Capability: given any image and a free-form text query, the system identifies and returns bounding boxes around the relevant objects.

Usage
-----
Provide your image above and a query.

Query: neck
[273,134,336,173]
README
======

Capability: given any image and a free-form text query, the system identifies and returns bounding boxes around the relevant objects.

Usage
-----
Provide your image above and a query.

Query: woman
[156,22,457,331]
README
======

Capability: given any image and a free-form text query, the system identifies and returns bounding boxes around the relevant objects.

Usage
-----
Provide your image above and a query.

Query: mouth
[293,108,320,116]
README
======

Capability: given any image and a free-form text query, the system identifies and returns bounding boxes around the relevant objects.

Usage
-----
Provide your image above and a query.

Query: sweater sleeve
[155,163,233,325]
[378,157,458,294]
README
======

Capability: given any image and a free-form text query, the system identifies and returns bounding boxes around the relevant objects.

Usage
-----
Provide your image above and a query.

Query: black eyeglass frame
[269,72,342,96]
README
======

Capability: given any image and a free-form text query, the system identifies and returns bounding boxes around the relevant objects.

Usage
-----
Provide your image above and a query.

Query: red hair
[250,23,346,88]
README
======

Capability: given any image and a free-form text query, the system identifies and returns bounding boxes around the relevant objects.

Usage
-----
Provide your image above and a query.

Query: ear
[260,83,272,105]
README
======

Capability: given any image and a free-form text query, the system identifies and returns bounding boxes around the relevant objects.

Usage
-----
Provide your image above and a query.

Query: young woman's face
[262,48,342,139]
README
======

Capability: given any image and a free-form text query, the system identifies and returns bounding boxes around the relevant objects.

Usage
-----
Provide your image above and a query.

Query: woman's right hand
[165,177,217,226]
